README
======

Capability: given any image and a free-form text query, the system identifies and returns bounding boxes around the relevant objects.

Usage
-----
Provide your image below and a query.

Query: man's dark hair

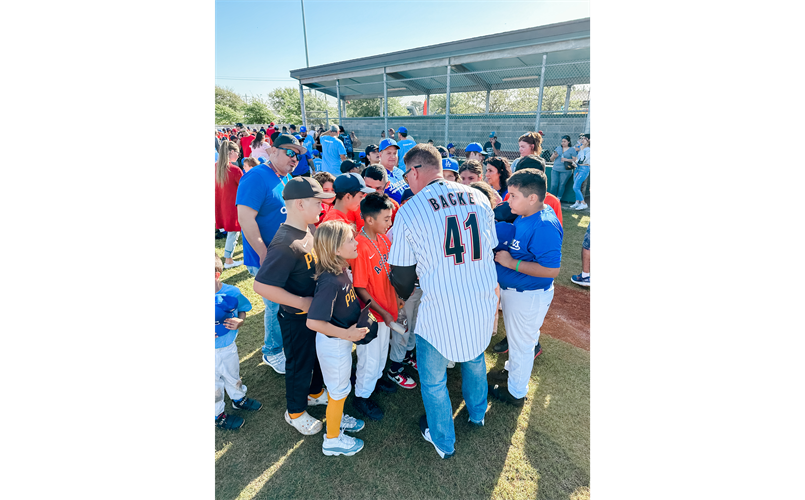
[507,168,547,202]
[360,192,394,220]
[361,164,387,183]
[270,131,281,143]
[289,124,296,130]
[399,131,408,138]
[515,154,546,172]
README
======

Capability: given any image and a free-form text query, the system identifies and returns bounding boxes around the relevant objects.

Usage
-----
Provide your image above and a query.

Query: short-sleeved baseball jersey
[307,270,360,338]
[349,232,397,322]
[384,167,409,205]
[496,205,563,291]
[255,224,318,313]
[396,138,417,170]
[215,284,253,349]
[387,180,499,362]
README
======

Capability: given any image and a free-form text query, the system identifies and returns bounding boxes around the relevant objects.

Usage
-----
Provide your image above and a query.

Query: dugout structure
[290,18,590,168]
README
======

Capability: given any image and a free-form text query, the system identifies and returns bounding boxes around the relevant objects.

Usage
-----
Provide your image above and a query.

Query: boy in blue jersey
[312,150,323,172]
[378,138,409,204]
[215,254,262,430]
[490,168,562,406]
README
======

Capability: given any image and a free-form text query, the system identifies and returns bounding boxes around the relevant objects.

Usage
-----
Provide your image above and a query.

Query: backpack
[341,133,353,152]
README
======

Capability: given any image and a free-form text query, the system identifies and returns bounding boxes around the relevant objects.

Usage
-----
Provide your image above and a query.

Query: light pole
[300,0,309,68]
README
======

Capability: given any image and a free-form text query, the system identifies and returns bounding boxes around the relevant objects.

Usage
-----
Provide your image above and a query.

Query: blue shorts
[582,224,590,250]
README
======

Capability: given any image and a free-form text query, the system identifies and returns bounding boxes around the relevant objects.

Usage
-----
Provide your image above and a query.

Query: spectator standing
[292,134,314,177]
[484,157,512,200]
[216,141,245,269]
[464,142,488,163]
[396,127,417,171]
[339,126,354,160]
[548,135,577,200]
[266,122,276,143]
[236,134,307,374]
[570,134,590,210]
[483,132,502,158]
[378,139,409,204]
[362,144,380,168]
[300,126,315,156]
[250,132,270,161]
[511,132,541,172]
[320,125,347,176]
[240,128,255,162]
[571,224,590,287]
[458,160,484,185]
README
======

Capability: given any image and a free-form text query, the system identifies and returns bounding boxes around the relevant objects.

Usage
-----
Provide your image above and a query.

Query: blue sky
[216,0,590,99]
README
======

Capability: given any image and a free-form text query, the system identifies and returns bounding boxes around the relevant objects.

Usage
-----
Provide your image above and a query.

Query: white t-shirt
[577,147,590,167]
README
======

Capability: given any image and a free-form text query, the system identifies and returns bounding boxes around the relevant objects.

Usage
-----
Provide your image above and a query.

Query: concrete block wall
[341,113,589,159]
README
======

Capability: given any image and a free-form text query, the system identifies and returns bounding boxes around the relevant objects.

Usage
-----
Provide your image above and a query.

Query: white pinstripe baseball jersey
[388,179,499,362]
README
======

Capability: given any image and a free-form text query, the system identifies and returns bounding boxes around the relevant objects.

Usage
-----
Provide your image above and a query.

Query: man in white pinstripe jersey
[388,144,499,459]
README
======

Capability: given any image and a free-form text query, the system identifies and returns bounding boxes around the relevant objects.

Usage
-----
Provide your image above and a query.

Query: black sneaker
[493,337,508,353]
[215,231,227,240]
[488,384,525,407]
[232,397,263,411]
[376,377,398,393]
[352,397,384,421]
[215,412,244,430]
[402,350,418,371]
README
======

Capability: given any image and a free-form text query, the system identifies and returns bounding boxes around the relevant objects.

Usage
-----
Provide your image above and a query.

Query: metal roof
[290,18,590,100]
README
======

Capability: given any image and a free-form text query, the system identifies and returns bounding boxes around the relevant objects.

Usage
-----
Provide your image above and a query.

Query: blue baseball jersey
[302,134,315,153]
[313,157,323,172]
[385,166,409,204]
[496,205,563,291]
[215,284,253,349]
[320,135,346,175]
[292,151,312,176]
[396,138,417,170]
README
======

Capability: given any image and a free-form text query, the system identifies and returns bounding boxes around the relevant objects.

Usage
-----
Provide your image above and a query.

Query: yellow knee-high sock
[288,411,304,419]
[310,389,324,399]
[326,395,346,439]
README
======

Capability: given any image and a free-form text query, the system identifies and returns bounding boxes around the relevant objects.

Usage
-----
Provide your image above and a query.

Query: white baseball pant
[315,332,353,400]
[500,286,554,399]
[215,342,247,416]
[355,322,390,398]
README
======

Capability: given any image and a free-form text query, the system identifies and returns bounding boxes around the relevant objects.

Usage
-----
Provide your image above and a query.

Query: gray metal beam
[336,80,342,124]
[444,65,450,145]
[451,64,490,91]
[299,82,307,129]
[535,54,547,131]
[383,72,388,136]
[386,72,430,95]
[564,85,572,114]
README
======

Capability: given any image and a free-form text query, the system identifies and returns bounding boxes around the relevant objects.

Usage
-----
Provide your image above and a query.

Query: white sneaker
[447,360,456,369]
[263,351,286,375]
[223,260,243,269]
[322,432,364,456]
[568,201,579,209]
[340,413,365,433]
[575,202,588,210]
[308,388,329,406]
[285,410,323,435]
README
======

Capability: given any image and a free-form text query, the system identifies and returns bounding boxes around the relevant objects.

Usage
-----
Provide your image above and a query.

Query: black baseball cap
[365,144,379,154]
[340,159,360,173]
[435,145,448,158]
[272,133,307,154]
[333,173,375,194]
[282,177,335,201]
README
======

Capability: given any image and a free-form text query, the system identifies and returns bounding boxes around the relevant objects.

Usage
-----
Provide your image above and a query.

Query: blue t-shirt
[577,147,590,167]
[553,146,577,172]
[313,158,323,172]
[396,138,417,170]
[293,150,312,176]
[215,284,253,349]
[320,135,346,175]
[496,205,563,291]
[235,163,293,267]
[385,166,409,204]
[302,134,315,154]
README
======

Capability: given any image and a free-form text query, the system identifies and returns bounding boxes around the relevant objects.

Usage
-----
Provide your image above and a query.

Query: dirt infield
[542,285,590,351]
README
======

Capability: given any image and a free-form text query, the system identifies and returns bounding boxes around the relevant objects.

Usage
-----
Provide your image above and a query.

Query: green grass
[555,210,589,294]
[214,219,589,500]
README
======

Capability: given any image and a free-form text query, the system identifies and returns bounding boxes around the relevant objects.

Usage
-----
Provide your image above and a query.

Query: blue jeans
[247,265,284,357]
[223,231,241,259]
[416,334,488,455]
[572,165,590,202]
[550,170,572,200]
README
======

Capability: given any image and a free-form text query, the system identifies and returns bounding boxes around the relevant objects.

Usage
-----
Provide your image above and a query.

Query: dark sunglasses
[281,148,303,161]
[402,164,422,182]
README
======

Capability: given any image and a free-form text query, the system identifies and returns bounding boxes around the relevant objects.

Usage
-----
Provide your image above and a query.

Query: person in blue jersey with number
[236,133,306,375]
[491,168,562,407]
[395,126,417,171]
[377,138,409,204]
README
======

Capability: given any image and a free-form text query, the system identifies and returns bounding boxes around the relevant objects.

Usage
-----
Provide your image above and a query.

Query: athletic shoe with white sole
[402,350,418,371]
[574,202,588,210]
[571,273,590,287]
[468,416,485,428]
[223,260,243,269]
[568,201,580,209]
[446,360,456,369]
[340,413,365,433]
[262,352,286,375]
[322,432,364,456]
[284,410,323,435]
[308,388,329,406]
[419,415,454,459]
[387,369,417,389]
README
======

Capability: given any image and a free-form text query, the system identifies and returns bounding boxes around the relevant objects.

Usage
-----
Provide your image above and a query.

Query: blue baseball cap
[312,150,320,156]
[334,173,375,194]
[489,132,496,137]
[294,134,302,140]
[215,294,240,337]
[358,152,366,158]
[441,158,459,172]
[300,126,307,133]
[494,222,516,252]
[398,126,407,134]
[379,138,399,151]
[465,142,488,155]
[447,143,455,149]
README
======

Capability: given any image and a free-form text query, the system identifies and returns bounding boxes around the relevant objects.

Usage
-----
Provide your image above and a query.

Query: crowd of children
[215,126,588,458]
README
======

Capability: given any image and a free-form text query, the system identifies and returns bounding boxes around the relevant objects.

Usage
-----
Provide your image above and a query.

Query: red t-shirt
[348,233,397,322]
[214,162,243,232]
[240,135,253,158]
[503,192,563,226]
[347,208,365,233]
[315,202,332,227]
[319,206,355,232]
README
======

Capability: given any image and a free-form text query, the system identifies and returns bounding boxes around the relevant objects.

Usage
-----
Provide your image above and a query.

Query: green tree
[345,97,408,117]
[215,85,246,111]
[242,95,277,124]
[215,103,242,125]
[268,87,338,126]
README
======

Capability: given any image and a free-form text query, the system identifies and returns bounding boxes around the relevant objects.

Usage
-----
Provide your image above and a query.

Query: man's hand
[344,325,369,342]
[223,317,244,330]
[397,297,406,310]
